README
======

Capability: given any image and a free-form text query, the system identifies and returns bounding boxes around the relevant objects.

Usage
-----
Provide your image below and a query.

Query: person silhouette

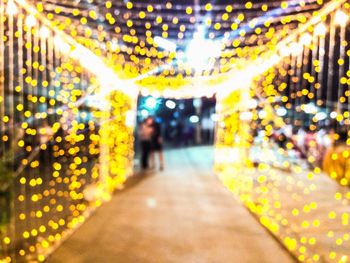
[138,117,154,170]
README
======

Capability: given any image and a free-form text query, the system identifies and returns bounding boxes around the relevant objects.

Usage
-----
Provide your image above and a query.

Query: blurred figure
[138,118,154,170]
[149,117,164,170]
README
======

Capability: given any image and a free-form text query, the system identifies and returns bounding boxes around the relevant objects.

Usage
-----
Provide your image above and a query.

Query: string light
[216,1,350,262]
[0,0,135,262]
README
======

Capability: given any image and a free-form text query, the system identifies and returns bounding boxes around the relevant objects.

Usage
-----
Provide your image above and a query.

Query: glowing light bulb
[334,10,348,25]
[145,97,157,109]
[239,111,253,121]
[186,38,221,71]
[330,111,337,119]
[315,112,327,121]
[54,36,70,54]
[300,33,313,46]
[189,115,199,123]
[247,99,258,109]
[276,108,287,117]
[154,36,176,52]
[25,15,37,28]
[289,42,303,56]
[314,23,327,36]
[40,26,50,38]
[279,45,291,57]
[6,0,18,16]
[303,103,317,114]
[125,110,136,127]
[165,100,176,109]
[141,109,149,118]
[185,26,222,71]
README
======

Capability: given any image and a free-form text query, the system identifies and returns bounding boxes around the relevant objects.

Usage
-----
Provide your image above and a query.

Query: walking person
[138,118,154,170]
[149,117,164,171]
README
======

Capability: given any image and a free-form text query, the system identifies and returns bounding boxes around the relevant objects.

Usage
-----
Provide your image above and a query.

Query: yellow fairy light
[139,11,146,19]
[245,2,253,9]
[126,2,133,9]
[186,7,192,15]
[105,1,112,9]
[147,5,153,12]
[205,3,212,11]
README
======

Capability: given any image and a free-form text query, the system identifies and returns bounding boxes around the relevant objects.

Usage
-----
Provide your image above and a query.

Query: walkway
[47,147,294,263]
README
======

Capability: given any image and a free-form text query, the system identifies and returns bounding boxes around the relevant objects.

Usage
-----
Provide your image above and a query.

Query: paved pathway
[48,147,294,263]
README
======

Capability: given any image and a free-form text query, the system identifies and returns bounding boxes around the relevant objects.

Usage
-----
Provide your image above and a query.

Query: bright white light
[330,111,337,119]
[141,109,149,118]
[289,42,303,56]
[145,97,157,109]
[6,0,18,15]
[40,26,50,38]
[335,10,348,25]
[247,99,258,109]
[303,103,317,114]
[165,100,176,109]
[300,33,313,46]
[152,91,161,99]
[189,115,199,123]
[110,39,119,51]
[193,98,202,108]
[194,25,206,38]
[186,37,221,71]
[154,36,177,52]
[25,15,37,28]
[125,110,136,127]
[239,112,253,121]
[314,23,327,36]
[86,95,109,110]
[279,45,291,57]
[140,88,150,97]
[258,110,267,119]
[276,107,287,117]
[315,112,327,121]
[211,113,220,122]
[54,36,70,54]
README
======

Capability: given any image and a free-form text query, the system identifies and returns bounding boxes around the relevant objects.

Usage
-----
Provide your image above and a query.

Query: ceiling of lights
[33,0,329,92]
